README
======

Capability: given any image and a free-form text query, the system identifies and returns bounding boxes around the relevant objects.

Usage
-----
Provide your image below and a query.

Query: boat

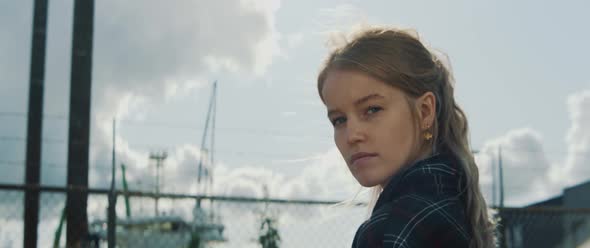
[53,81,225,248]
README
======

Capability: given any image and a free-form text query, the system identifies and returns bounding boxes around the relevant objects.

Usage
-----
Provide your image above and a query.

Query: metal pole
[107,119,117,247]
[149,152,167,216]
[499,145,504,208]
[197,81,217,184]
[66,0,94,246]
[492,154,497,207]
[156,158,160,216]
[210,81,217,189]
[24,1,49,247]
[121,164,131,218]
[498,145,507,248]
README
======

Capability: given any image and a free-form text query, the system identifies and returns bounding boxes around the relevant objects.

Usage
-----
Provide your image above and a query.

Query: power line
[2,157,589,173]
[0,160,113,171]
[0,112,27,117]
[0,135,332,156]
[0,136,67,144]
[0,159,584,192]
[0,142,588,168]
[0,112,67,120]
[5,135,572,158]
[0,111,332,139]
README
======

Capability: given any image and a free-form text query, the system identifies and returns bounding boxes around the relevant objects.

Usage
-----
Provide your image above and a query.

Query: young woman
[317,27,496,248]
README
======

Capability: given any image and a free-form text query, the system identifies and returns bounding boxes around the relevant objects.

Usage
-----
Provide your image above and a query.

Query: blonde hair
[317,27,496,248]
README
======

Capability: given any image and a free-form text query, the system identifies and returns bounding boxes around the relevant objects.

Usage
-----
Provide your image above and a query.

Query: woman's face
[321,69,421,187]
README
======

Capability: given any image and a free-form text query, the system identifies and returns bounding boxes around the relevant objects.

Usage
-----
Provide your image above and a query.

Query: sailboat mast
[197,81,217,186]
[210,82,216,188]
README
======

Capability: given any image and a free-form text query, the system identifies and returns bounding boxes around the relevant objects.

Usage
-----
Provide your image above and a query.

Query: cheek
[398,120,416,148]
[379,115,417,157]
[333,130,347,154]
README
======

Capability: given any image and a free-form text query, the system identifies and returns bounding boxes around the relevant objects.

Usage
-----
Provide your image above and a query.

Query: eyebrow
[327,93,385,117]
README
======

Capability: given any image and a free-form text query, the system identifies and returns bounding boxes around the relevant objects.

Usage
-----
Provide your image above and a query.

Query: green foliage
[258,215,281,248]
[188,232,201,248]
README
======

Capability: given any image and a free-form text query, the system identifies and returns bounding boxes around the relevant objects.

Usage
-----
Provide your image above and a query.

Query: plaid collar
[373,152,466,213]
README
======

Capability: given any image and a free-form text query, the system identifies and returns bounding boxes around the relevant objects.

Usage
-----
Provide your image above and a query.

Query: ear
[416,91,436,131]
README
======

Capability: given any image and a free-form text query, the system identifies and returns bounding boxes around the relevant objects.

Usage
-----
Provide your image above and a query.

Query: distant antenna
[198,81,217,194]
[150,151,167,216]
[107,119,117,247]
[498,145,504,208]
[263,184,270,213]
[210,80,217,189]
[491,153,497,207]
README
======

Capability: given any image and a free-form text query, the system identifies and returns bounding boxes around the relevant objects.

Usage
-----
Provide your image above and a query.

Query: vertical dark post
[497,213,506,248]
[24,0,48,247]
[491,154,497,207]
[149,152,167,216]
[497,145,507,248]
[107,119,117,247]
[66,0,94,247]
[498,145,504,208]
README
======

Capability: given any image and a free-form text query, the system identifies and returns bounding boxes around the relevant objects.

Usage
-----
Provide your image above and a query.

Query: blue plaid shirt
[352,153,471,248]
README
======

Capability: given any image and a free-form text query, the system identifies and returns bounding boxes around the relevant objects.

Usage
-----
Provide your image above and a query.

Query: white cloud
[81,0,285,192]
[94,0,281,89]
[213,165,284,198]
[475,90,590,207]
[163,78,209,100]
[314,3,374,48]
[316,4,367,30]
[88,0,284,132]
[0,0,285,187]
[279,147,359,201]
[286,32,304,49]
[0,220,21,247]
[97,142,358,205]
[476,128,556,206]
[553,90,590,186]
[1,0,286,190]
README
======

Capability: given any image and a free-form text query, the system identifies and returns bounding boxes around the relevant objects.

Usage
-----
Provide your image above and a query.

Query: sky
[1,0,590,246]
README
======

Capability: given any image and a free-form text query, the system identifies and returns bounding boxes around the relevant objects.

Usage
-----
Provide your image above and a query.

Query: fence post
[65,0,94,246]
[24,0,49,247]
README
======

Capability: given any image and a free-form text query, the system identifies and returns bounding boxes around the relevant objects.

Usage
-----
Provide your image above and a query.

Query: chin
[358,181,378,188]
[354,176,382,188]
[349,167,386,188]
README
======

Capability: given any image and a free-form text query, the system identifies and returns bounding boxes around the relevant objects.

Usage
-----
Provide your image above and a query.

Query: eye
[330,116,346,127]
[366,106,383,115]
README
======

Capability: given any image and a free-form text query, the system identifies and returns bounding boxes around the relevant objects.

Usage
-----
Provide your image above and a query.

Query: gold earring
[423,123,433,141]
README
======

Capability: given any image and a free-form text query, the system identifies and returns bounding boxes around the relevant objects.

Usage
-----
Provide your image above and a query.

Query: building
[500,180,590,248]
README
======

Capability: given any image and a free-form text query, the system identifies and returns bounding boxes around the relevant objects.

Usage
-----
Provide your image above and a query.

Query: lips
[350,152,378,166]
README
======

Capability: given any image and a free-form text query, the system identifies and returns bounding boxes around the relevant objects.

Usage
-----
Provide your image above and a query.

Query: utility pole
[197,82,217,209]
[498,145,504,208]
[497,145,507,248]
[491,154,497,207]
[198,81,217,185]
[66,0,94,246]
[150,152,167,216]
[107,119,117,248]
[209,81,217,193]
[24,1,48,247]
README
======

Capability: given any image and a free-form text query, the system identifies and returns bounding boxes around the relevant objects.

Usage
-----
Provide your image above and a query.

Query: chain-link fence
[3,184,590,248]
[0,184,368,248]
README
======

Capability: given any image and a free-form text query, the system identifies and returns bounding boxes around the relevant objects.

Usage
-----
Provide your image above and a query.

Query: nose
[346,118,366,145]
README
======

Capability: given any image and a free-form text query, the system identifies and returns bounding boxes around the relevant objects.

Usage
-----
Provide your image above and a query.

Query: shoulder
[353,194,470,248]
